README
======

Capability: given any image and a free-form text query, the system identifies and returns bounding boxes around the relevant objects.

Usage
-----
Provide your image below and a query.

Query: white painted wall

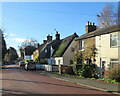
[36,64,59,71]
[95,31,120,77]
[54,57,63,65]
[48,57,55,65]
[31,55,33,60]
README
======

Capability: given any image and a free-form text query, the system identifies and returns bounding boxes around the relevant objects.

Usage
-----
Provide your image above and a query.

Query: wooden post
[59,64,62,74]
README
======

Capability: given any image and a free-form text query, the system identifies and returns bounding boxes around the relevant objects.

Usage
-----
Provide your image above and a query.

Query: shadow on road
[1,78,103,92]
[2,66,25,73]
[4,67,20,69]
[2,89,33,94]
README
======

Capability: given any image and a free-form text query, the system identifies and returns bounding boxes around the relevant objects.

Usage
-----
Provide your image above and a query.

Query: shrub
[62,66,73,74]
[105,67,120,82]
[83,66,92,78]
[39,60,48,64]
[77,64,92,78]
[35,57,40,64]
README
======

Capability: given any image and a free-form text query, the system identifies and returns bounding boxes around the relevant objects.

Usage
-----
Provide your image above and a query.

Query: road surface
[1,64,113,95]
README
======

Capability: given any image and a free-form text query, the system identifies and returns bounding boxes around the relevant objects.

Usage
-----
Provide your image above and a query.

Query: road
[1,64,113,95]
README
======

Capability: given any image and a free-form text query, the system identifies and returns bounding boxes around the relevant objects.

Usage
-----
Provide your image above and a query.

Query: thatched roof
[53,33,78,57]
[24,46,36,56]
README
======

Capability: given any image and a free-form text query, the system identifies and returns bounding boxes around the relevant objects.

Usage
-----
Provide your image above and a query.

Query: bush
[83,66,92,78]
[105,67,120,82]
[77,64,92,78]
[35,57,40,64]
[62,66,73,74]
[39,59,48,64]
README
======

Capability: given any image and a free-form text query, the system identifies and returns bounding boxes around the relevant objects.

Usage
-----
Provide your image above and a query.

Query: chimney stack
[55,31,60,40]
[47,34,52,42]
[37,43,40,48]
[43,40,47,44]
[85,21,97,33]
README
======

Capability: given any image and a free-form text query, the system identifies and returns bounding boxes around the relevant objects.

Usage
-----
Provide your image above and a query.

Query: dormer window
[51,46,54,56]
[79,40,84,51]
[45,49,47,53]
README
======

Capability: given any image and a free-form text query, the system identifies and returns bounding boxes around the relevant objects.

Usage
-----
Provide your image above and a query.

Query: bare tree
[97,3,118,28]
[18,38,38,59]
[21,38,38,48]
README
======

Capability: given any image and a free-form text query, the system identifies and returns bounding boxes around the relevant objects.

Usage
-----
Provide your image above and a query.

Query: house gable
[53,33,78,57]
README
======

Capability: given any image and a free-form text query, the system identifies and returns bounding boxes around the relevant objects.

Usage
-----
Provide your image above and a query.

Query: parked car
[19,61,25,66]
[25,61,36,70]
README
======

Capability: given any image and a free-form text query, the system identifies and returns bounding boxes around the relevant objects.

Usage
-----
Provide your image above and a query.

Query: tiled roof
[75,24,120,41]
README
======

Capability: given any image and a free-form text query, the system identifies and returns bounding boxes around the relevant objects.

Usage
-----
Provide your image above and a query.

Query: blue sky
[2,2,118,53]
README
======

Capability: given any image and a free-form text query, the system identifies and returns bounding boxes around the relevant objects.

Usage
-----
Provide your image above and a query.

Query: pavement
[35,70,120,94]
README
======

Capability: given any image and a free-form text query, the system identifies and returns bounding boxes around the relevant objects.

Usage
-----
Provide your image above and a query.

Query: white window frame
[79,40,84,51]
[58,60,61,65]
[110,33,120,47]
[110,58,119,68]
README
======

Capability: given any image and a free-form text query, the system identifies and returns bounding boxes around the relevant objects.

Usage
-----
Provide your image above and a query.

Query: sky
[1,2,118,53]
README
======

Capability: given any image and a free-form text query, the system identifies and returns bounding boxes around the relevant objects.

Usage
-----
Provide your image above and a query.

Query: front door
[100,58,107,78]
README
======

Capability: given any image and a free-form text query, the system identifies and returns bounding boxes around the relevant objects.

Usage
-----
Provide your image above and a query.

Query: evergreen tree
[0,29,7,65]
[4,47,18,63]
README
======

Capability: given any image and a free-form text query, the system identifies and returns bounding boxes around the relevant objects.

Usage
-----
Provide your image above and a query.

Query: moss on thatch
[53,39,71,57]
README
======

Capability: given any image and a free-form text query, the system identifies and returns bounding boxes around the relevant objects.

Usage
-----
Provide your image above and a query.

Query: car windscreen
[21,62,25,64]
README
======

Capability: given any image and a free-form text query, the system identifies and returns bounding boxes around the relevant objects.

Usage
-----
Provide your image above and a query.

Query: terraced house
[37,32,78,71]
[95,24,120,78]
[24,45,36,60]
[39,32,61,64]
[75,21,97,65]
[33,41,47,61]
[52,32,78,66]
[75,22,120,78]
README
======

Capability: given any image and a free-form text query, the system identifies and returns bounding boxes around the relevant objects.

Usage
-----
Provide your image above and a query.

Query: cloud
[12,38,27,42]
[4,33,16,36]
[12,38,32,43]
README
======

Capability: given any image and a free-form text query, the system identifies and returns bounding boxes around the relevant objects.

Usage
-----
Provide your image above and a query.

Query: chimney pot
[43,40,47,44]
[90,22,92,25]
[85,22,96,33]
[56,31,58,34]
[47,35,52,42]
[55,31,60,40]
[37,43,40,48]
[87,21,89,25]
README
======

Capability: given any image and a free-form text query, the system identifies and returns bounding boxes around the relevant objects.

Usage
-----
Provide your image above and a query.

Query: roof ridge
[75,24,120,41]
[62,33,78,41]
